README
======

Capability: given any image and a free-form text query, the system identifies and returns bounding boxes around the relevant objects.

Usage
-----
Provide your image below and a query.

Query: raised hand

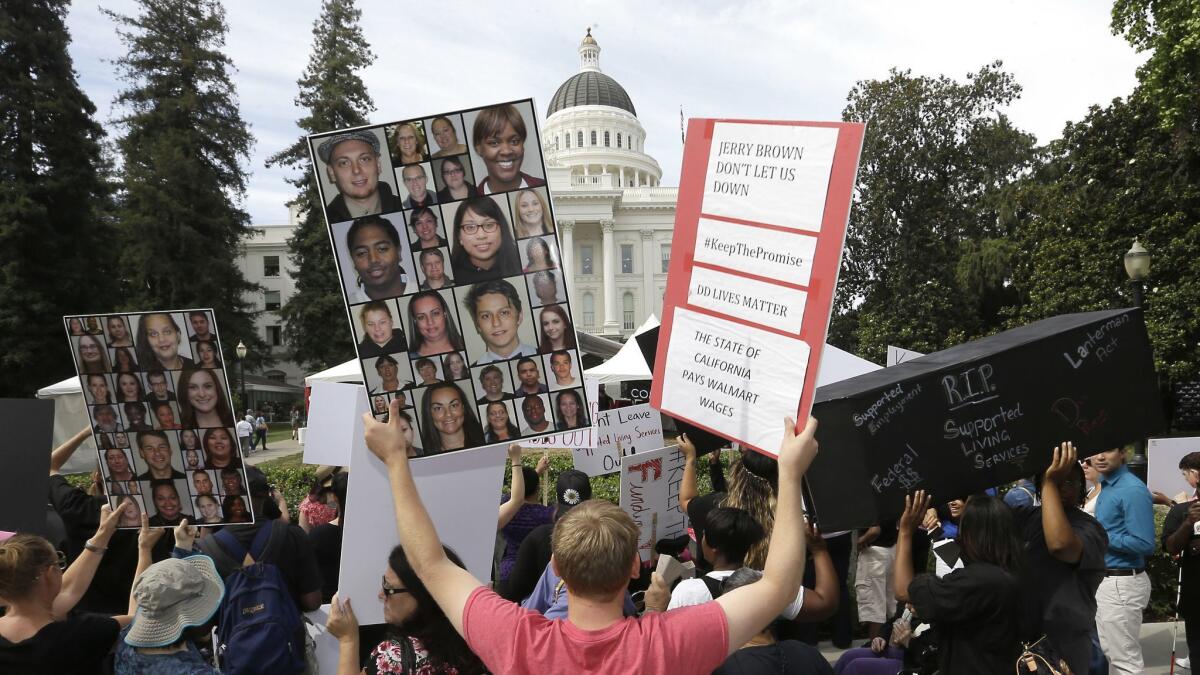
[326,594,360,642]
[173,519,200,551]
[676,433,696,462]
[898,490,932,533]
[778,416,819,479]
[1044,442,1077,485]
[363,399,412,466]
[138,513,167,550]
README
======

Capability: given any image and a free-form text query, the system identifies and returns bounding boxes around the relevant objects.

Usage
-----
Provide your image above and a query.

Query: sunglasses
[53,550,67,571]
[381,576,410,597]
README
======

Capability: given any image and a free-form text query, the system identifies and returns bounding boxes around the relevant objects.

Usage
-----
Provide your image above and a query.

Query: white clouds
[68,0,1144,225]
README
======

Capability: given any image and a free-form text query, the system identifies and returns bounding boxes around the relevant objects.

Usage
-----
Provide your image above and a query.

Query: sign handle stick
[541,449,550,505]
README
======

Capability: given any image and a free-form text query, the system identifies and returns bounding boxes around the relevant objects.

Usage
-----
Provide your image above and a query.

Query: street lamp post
[236,341,248,414]
[1123,238,1151,482]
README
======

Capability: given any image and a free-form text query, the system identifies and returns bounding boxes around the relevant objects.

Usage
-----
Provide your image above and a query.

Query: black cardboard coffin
[806,308,1164,531]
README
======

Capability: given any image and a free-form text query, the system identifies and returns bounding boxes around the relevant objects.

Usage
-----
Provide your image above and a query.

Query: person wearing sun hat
[115,551,223,673]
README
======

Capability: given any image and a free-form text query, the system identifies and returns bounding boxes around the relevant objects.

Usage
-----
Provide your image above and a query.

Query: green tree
[1009,93,1200,384]
[0,0,117,396]
[267,0,375,372]
[832,63,1039,362]
[1111,0,1200,142]
[106,0,266,368]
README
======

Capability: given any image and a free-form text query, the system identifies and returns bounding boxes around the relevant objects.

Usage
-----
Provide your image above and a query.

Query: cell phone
[900,607,913,623]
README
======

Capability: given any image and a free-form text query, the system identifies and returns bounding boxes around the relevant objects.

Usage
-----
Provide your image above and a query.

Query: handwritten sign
[521,377,599,450]
[619,443,688,562]
[806,308,1165,531]
[572,403,663,476]
[653,119,865,456]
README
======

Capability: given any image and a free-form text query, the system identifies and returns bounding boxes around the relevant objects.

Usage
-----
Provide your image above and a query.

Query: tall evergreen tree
[0,0,116,396]
[106,0,266,368]
[267,0,375,372]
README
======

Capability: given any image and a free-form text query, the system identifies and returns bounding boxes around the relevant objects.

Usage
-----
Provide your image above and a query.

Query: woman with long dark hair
[77,334,111,374]
[419,381,484,455]
[406,290,466,357]
[894,491,1023,674]
[483,401,519,444]
[135,313,193,371]
[326,544,486,674]
[177,369,235,428]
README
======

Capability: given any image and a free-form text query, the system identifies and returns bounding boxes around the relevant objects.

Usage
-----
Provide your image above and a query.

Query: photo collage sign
[309,98,590,458]
[64,311,255,528]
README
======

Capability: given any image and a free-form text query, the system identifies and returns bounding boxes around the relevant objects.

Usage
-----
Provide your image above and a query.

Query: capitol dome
[547,70,636,117]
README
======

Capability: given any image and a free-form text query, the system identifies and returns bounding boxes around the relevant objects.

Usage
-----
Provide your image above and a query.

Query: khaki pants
[1095,572,1151,674]
[854,545,896,624]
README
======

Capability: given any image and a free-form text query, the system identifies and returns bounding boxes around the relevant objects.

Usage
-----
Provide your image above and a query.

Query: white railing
[570,174,617,188]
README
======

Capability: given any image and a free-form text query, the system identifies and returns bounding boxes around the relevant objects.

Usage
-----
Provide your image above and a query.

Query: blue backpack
[212,522,306,675]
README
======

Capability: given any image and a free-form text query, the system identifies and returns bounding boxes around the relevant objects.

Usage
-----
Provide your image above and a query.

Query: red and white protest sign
[652,119,865,456]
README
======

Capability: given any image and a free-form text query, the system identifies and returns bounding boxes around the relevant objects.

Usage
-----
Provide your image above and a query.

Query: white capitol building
[244,29,679,384]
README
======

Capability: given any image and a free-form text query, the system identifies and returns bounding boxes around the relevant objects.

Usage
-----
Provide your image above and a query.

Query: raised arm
[893,490,932,603]
[1041,442,1084,563]
[677,434,699,513]
[50,426,94,475]
[52,502,125,618]
[717,417,817,655]
[497,444,526,529]
[708,448,728,494]
[793,524,838,620]
[115,514,167,627]
[363,400,484,633]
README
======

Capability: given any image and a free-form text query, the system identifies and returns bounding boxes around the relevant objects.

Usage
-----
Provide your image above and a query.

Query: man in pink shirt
[357,399,819,674]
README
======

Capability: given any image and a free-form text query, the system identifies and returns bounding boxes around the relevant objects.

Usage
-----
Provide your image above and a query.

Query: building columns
[600,220,620,335]
[640,228,656,319]
[558,219,575,302]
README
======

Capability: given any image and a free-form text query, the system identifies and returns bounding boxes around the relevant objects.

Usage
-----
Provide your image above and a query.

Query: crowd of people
[2,399,1192,674]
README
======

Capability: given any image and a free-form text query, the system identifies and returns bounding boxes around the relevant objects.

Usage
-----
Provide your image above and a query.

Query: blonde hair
[0,534,55,600]
[551,500,639,599]
[722,456,777,568]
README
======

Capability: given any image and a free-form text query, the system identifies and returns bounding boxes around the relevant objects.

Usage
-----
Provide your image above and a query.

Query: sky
[65,0,1147,226]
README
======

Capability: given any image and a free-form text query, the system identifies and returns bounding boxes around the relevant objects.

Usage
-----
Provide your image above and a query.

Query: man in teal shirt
[1092,446,1156,674]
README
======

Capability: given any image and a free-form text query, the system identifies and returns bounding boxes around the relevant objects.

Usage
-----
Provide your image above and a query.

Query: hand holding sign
[1044,441,1078,486]
[363,400,412,466]
[778,416,819,481]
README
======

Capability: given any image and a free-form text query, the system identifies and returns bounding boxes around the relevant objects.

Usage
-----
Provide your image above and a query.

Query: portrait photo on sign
[462,100,545,195]
[333,214,419,303]
[446,195,523,285]
[386,120,429,166]
[516,392,553,435]
[64,309,255,528]
[508,187,555,239]
[432,155,477,204]
[396,161,438,209]
[130,312,196,371]
[307,99,588,456]
[456,276,539,366]
[481,399,520,444]
[545,349,582,391]
[311,126,400,223]
[414,380,485,456]
[351,299,407,358]
[400,288,468,359]
[425,113,468,158]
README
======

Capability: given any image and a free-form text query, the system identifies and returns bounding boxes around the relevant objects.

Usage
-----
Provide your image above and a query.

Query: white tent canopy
[36,376,98,473]
[304,360,364,387]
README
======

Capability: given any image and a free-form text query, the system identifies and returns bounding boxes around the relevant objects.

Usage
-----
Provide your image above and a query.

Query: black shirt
[908,562,1021,674]
[358,331,407,358]
[712,641,835,675]
[308,522,344,603]
[686,491,726,570]
[1164,501,1200,609]
[0,614,119,675]
[501,522,553,602]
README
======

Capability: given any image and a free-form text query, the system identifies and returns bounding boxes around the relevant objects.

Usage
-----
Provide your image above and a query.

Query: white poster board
[1148,436,1200,502]
[301,381,361,466]
[572,403,663,477]
[618,443,688,562]
[337,385,508,625]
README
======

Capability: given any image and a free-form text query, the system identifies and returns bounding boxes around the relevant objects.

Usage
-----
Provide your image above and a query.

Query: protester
[236,416,253,455]
[1014,441,1108,674]
[0,507,157,674]
[1162,451,1200,671]
[1082,457,1102,515]
[853,519,897,641]
[668,506,765,607]
[254,409,269,452]
[115,540,222,674]
[832,604,918,674]
[309,472,348,604]
[196,467,322,612]
[502,469,593,601]
[894,491,1023,673]
[298,476,338,533]
[362,399,819,673]
[326,545,486,674]
[683,568,834,675]
[1091,444,1155,673]
[496,451,552,585]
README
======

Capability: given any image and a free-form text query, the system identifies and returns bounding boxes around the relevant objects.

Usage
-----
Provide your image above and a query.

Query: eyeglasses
[461,220,499,235]
[442,167,464,176]
[381,577,410,597]
[54,550,67,571]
